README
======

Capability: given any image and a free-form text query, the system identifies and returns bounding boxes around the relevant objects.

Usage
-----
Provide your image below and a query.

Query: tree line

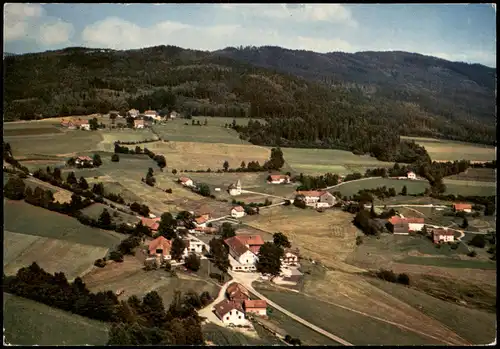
[4,263,204,345]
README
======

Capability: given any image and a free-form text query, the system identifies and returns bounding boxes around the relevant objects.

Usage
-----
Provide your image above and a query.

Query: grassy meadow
[400,136,496,162]
[4,199,123,248]
[202,323,284,346]
[3,293,109,346]
[3,231,109,280]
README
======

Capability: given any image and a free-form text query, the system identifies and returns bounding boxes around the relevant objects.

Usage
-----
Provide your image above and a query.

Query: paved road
[230,272,354,346]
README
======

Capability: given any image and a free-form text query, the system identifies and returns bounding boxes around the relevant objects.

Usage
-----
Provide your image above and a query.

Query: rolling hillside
[3,45,495,149]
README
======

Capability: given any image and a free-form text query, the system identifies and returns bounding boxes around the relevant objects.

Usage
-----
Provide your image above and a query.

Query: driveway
[197,278,234,326]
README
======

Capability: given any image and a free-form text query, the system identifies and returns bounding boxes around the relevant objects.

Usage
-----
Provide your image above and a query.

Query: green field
[333,177,494,197]
[254,287,441,345]
[80,203,139,225]
[279,147,394,176]
[152,119,250,144]
[4,231,109,280]
[4,130,103,158]
[202,323,284,346]
[4,199,123,248]
[398,256,497,270]
[3,293,109,345]
[368,279,496,345]
[191,116,266,127]
[400,136,496,162]
[4,125,62,136]
[98,129,159,152]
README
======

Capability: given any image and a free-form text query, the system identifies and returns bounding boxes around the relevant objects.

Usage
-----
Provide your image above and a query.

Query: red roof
[195,216,207,224]
[453,203,472,210]
[269,174,289,181]
[77,156,93,161]
[141,217,161,231]
[213,299,244,319]
[432,228,455,236]
[179,177,192,183]
[134,119,144,125]
[249,245,261,254]
[226,283,249,299]
[144,110,157,114]
[236,234,265,246]
[148,236,171,255]
[232,206,245,212]
[244,299,267,309]
[224,236,250,257]
[388,216,424,225]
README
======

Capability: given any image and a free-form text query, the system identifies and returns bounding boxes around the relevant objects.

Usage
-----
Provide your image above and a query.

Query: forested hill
[3,45,495,151]
[215,46,496,124]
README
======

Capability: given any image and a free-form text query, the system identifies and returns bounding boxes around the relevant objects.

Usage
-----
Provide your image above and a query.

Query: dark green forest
[3,45,496,155]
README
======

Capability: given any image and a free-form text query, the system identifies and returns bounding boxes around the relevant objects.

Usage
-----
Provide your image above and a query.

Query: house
[228,180,242,196]
[431,228,455,244]
[453,203,472,213]
[169,111,179,119]
[140,217,161,232]
[231,206,246,218]
[281,247,300,266]
[226,282,250,302]
[295,190,336,208]
[148,236,172,260]
[199,213,211,221]
[234,234,265,255]
[194,216,208,228]
[387,216,425,233]
[267,174,291,184]
[74,156,93,166]
[144,110,158,119]
[224,235,261,272]
[134,119,145,129]
[184,235,206,254]
[243,300,267,317]
[128,109,139,118]
[179,177,194,187]
[213,300,247,326]
[193,226,218,234]
[407,171,417,180]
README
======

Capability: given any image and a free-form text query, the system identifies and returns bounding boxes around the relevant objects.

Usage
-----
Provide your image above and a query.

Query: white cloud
[220,4,357,27]
[4,3,44,41]
[38,20,74,45]
[4,3,74,46]
[80,17,353,53]
[429,51,496,67]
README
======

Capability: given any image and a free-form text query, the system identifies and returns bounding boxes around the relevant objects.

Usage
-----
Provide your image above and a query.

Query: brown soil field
[446,168,496,182]
[53,190,73,204]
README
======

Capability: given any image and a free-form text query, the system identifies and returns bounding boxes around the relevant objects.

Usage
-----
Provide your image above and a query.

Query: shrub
[109,251,124,262]
[467,250,477,257]
[94,259,106,268]
[184,254,201,272]
[209,272,223,283]
[376,269,397,283]
[469,235,486,248]
[165,188,172,193]
[397,273,410,285]
[355,236,363,245]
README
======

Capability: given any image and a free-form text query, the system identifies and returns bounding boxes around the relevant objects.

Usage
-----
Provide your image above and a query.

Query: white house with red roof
[134,119,145,129]
[224,235,264,272]
[407,171,417,180]
[74,156,93,166]
[148,236,172,261]
[140,217,161,232]
[243,300,267,317]
[267,174,291,184]
[453,203,472,213]
[431,228,455,244]
[178,177,194,188]
[295,190,336,208]
[194,216,208,228]
[231,206,246,218]
[144,110,159,120]
[213,299,247,326]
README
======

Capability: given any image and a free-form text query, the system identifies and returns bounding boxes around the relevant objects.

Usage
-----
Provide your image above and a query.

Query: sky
[3,3,497,67]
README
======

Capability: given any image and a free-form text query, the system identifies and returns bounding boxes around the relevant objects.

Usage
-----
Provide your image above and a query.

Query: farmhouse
[295,190,336,208]
[453,203,472,213]
[228,180,242,196]
[148,236,172,260]
[169,111,179,119]
[388,216,425,233]
[184,235,206,254]
[134,119,145,129]
[407,171,417,180]
[267,174,291,184]
[213,300,247,326]
[140,217,161,232]
[224,236,261,272]
[74,156,93,166]
[144,110,158,119]
[226,282,250,302]
[179,177,194,187]
[243,300,267,317]
[194,216,208,228]
[231,206,246,218]
[431,228,455,244]
[281,247,300,266]
[234,234,265,255]
[128,109,139,118]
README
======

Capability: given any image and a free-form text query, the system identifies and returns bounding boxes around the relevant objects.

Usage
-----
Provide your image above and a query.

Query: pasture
[445,168,496,182]
[254,283,448,345]
[3,293,109,346]
[4,199,123,248]
[400,136,496,162]
[133,140,271,172]
[97,129,159,152]
[242,206,359,272]
[202,323,283,346]
[151,120,249,144]
[4,231,109,281]
[279,147,394,175]
[80,203,139,225]
[397,256,496,270]
[368,279,496,345]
